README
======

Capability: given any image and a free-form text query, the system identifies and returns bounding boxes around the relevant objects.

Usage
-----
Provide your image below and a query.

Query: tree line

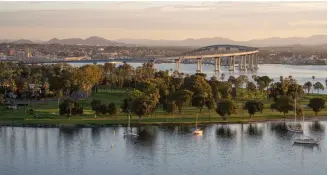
[0,61,326,120]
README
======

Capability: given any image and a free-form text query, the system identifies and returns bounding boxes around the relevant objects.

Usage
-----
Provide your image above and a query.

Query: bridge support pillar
[196,57,203,73]
[228,56,235,72]
[244,55,247,71]
[254,53,259,70]
[175,58,181,72]
[239,56,243,71]
[215,57,221,73]
[248,54,254,71]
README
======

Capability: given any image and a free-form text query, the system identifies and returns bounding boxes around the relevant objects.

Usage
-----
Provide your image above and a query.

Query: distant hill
[117,35,327,47]
[13,39,34,44]
[0,35,326,47]
[46,36,124,46]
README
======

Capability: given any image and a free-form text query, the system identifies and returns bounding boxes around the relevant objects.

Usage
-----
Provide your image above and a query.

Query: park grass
[0,89,326,126]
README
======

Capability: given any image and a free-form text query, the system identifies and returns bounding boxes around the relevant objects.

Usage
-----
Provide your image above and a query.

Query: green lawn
[0,89,326,125]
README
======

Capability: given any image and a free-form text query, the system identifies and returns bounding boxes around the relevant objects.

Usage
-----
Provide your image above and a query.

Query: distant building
[9,48,15,56]
[15,51,28,60]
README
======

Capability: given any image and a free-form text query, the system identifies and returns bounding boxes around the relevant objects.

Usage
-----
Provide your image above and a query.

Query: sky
[0,1,326,41]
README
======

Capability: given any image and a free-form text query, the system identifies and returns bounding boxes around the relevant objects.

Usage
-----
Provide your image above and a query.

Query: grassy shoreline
[0,113,326,128]
[0,89,326,127]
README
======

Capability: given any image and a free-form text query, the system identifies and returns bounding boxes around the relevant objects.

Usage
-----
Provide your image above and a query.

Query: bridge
[155,44,259,73]
[2,44,259,73]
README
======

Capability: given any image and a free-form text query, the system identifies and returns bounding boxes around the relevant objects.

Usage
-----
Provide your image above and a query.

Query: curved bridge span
[156,44,260,73]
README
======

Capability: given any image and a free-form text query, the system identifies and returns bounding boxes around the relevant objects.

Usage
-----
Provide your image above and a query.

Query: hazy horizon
[0,1,326,41]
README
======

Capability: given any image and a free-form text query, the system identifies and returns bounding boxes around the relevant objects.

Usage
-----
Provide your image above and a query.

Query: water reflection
[216,125,236,138]
[309,121,325,133]
[292,143,321,151]
[178,124,192,134]
[91,128,101,145]
[270,122,288,134]
[0,121,326,175]
[245,124,263,137]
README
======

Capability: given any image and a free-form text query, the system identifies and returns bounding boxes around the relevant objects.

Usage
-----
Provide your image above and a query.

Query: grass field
[0,89,326,126]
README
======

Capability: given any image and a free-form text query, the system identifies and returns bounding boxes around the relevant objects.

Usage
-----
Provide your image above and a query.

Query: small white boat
[294,136,321,145]
[123,131,139,137]
[193,114,203,135]
[287,125,303,133]
[193,128,203,135]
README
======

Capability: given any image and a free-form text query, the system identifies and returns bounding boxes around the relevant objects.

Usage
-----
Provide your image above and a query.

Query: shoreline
[0,116,326,128]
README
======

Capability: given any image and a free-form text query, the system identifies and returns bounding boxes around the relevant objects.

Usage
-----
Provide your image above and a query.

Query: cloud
[0,1,326,40]
[160,5,216,12]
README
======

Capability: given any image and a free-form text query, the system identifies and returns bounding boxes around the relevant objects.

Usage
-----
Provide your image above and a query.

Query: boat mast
[128,115,130,129]
[294,97,296,123]
[196,114,198,129]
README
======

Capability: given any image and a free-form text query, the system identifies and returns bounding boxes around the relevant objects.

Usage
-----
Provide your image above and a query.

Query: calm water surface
[71,62,327,94]
[0,121,326,175]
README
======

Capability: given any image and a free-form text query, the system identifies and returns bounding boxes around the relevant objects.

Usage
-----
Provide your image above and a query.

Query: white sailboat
[287,98,303,133]
[193,114,203,135]
[294,136,321,145]
[293,114,321,145]
[123,115,138,137]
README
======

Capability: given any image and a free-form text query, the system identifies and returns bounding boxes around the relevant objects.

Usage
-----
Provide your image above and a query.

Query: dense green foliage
[243,100,264,118]
[0,61,325,123]
[59,99,83,117]
[308,98,326,116]
[215,99,238,120]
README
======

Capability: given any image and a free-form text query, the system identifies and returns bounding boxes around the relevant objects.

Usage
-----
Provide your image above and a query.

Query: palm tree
[313,82,324,94]
[220,73,225,81]
[67,101,75,119]
[228,76,236,85]
[312,76,315,94]
[303,81,312,95]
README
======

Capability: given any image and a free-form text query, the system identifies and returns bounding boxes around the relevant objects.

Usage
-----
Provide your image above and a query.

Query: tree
[215,99,238,121]
[228,76,236,85]
[121,97,132,117]
[312,76,315,94]
[254,76,273,90]
[192,92,206,113]
[131,95,154,122]
[165,101,177,115]
[271,96,300,118]
[66,102,75,118]
[231,87,237,99]
[169,90,193,114]
[243,100,264,120]
[246,81,257,92]
[303,81,312,95]
[308,98,326,116]
[43,81,49,104]
[220,73,225,81]
[91,99,102,117]
[208,79,222,102]
[205,97,216,116]
[59,99,83,117]
[182,74,211,98]
[107,103,118,116]
[313,82,324,94]
[235,75,248,88]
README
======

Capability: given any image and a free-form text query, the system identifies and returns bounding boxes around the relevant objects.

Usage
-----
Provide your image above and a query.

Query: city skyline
[0,1,326,41]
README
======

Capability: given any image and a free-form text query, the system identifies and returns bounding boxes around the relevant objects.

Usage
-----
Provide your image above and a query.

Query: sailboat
[293,114,321,145]
[294,136,321,145]
[287,98,303,133]
[193,114,203,135]
[123,115,138,137]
